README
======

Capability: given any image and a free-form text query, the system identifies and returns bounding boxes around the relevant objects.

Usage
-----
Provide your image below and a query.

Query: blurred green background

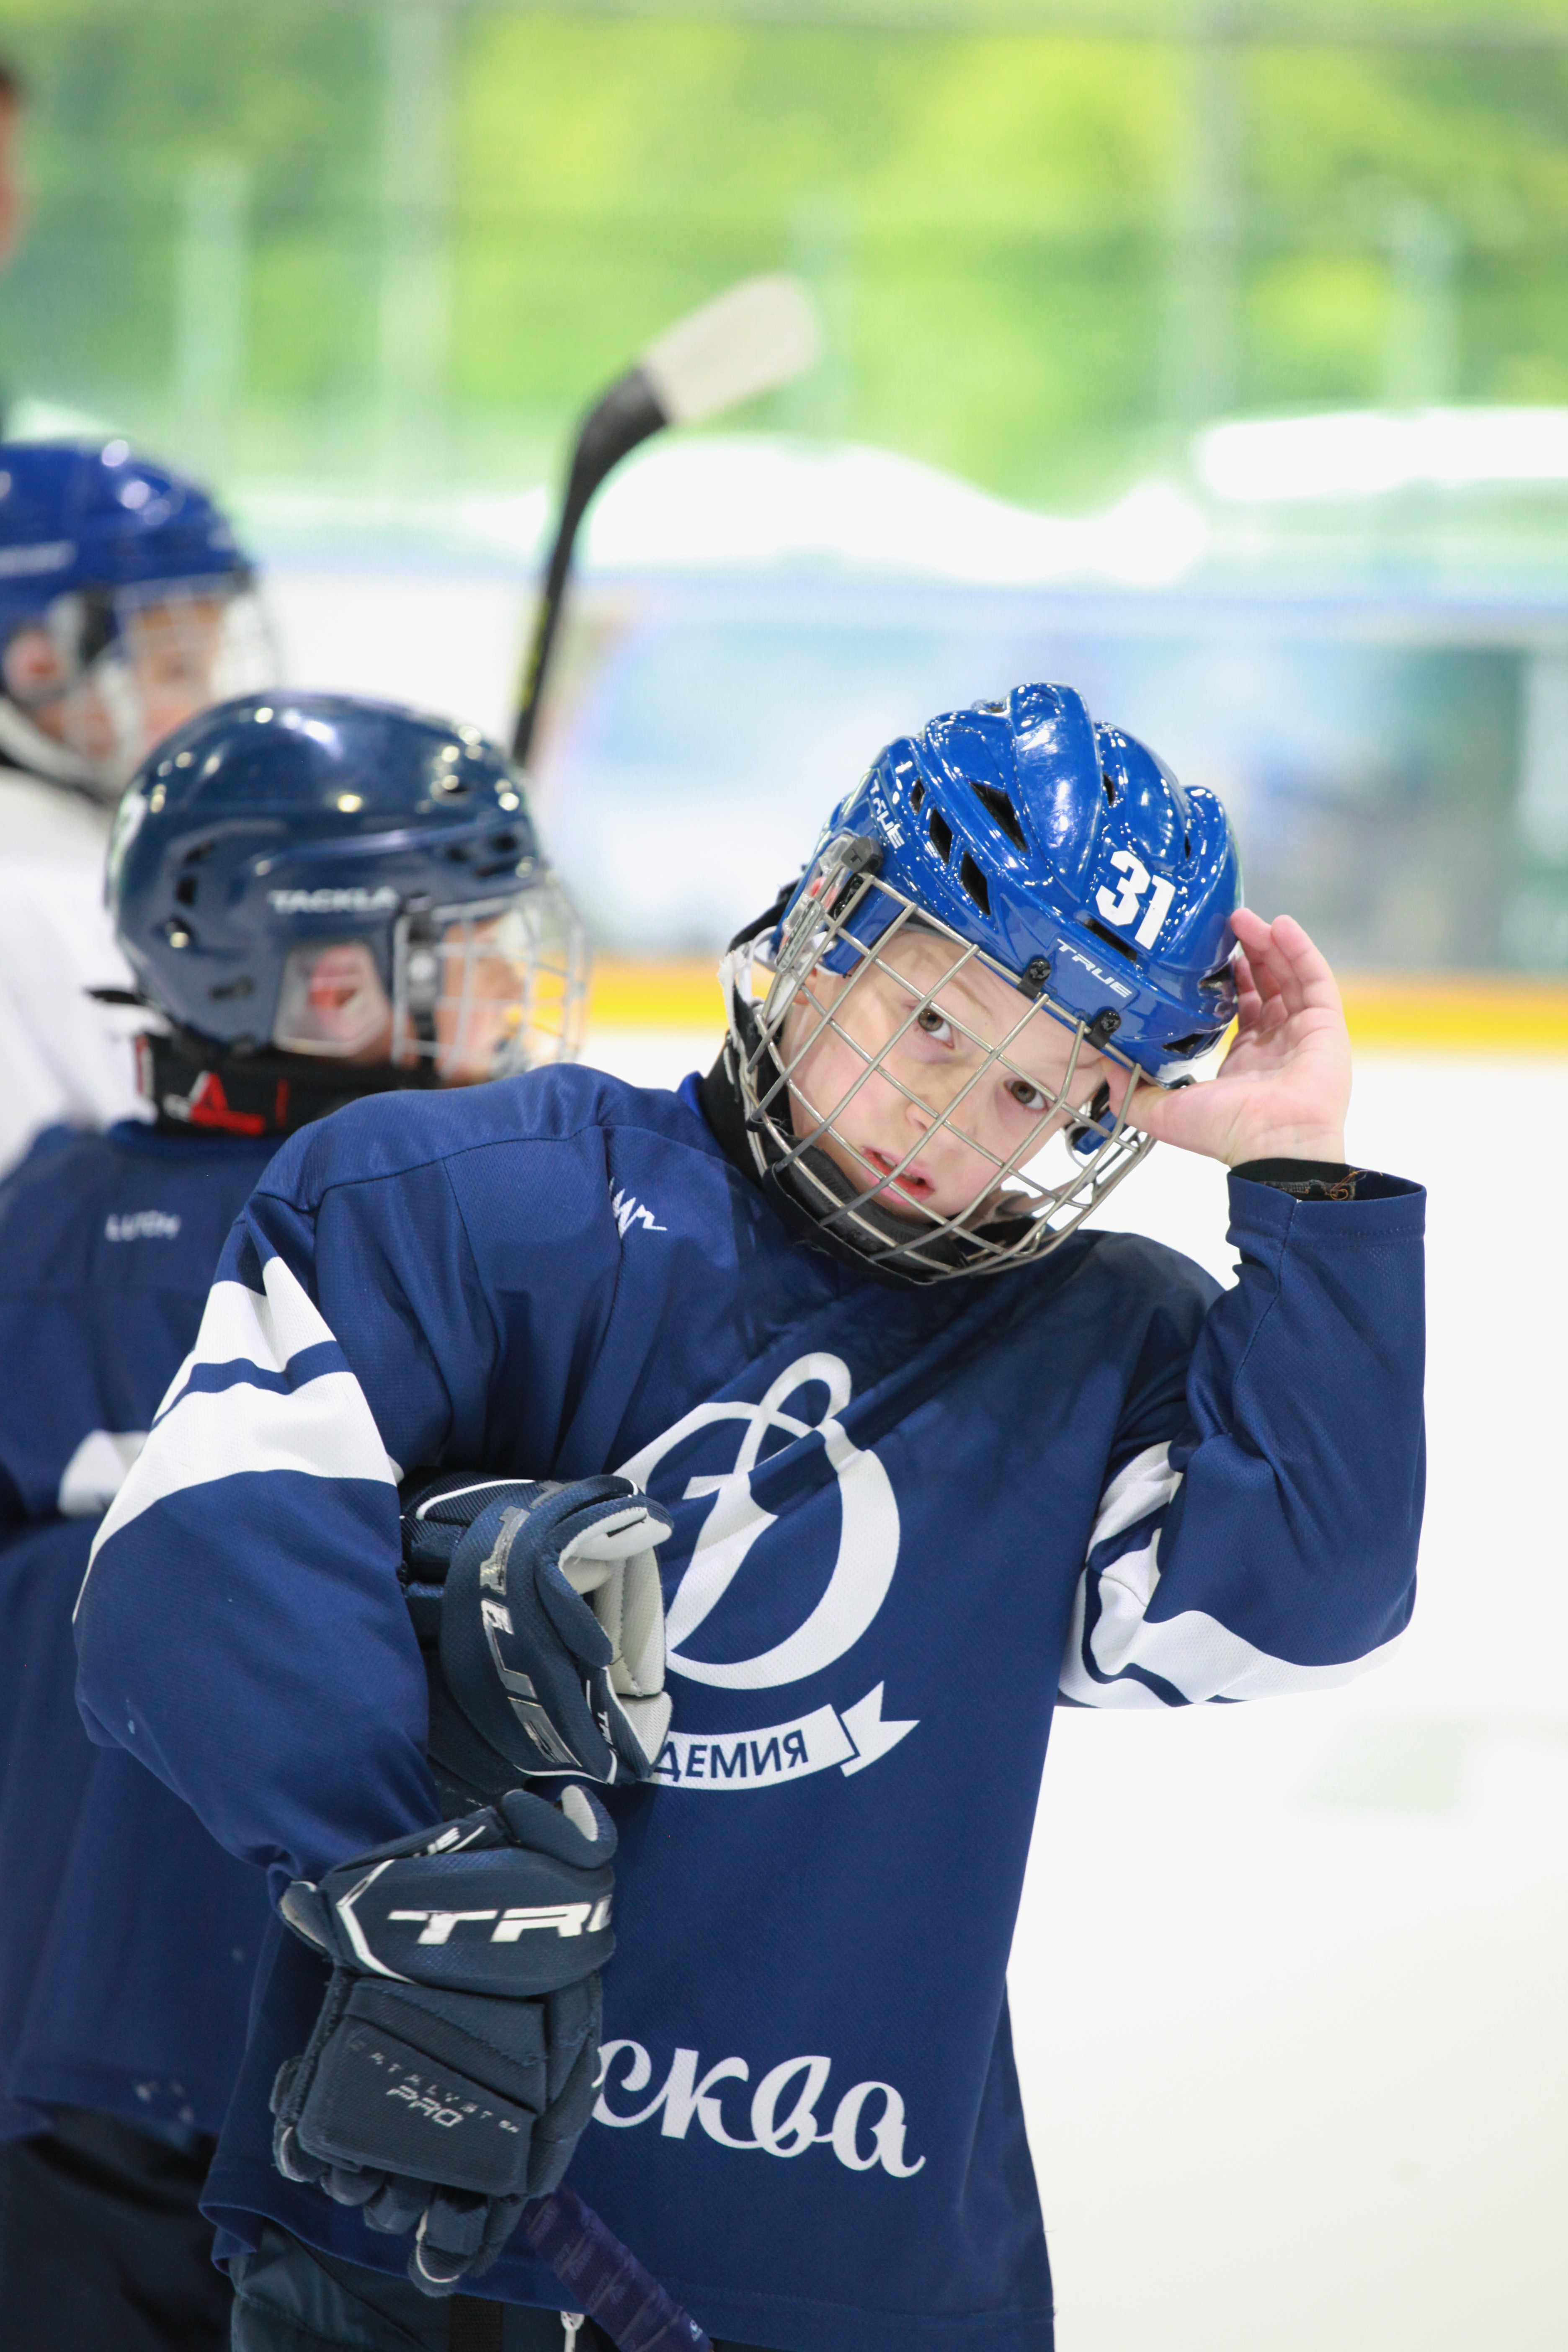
[4,0,1568,505]
[6,0,1568,972]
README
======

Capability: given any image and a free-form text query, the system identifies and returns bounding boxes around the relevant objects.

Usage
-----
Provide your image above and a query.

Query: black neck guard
[141,1027,441,1142]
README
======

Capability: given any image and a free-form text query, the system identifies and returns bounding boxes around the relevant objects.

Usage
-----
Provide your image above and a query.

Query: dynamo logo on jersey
[618,1354,918,1792]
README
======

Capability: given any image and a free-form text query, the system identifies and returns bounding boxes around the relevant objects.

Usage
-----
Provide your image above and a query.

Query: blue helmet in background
[790,680,1240,1081]
[0,440,266,796]
[107,692,587,1133]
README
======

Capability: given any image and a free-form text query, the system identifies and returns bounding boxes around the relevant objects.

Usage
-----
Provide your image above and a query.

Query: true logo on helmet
[266,886,400,914]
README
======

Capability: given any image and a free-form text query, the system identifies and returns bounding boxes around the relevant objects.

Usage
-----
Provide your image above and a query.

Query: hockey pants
[0,2105,232,2351]
[229,2221,777,2352]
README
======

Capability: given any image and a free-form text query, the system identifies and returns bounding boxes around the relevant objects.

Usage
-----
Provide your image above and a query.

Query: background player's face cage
[44,575,275,789]
[392,879,589,1083]
[724,852,1155,1282]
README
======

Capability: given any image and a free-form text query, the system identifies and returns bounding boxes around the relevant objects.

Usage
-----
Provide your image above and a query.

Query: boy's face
[18,591,230,771]
[779,926,1126,1222]
[430,907,536,1083]
[276,913,539,1085]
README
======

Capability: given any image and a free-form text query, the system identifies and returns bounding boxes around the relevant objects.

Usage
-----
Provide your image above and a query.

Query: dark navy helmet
[723,682,1243,1285]
[107,692,586,1100]
[0,440,266,795]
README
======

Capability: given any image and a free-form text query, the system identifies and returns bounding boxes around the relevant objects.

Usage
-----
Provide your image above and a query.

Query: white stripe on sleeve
[57,1429,147,1518]
[1088,1442,1181,1550]
[1060,1439,1404,1707]
[78,1253,399,1607]
[153,1261,338,1425]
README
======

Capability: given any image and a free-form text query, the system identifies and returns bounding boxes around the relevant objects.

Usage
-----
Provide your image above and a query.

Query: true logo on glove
[387,1901,612,1945]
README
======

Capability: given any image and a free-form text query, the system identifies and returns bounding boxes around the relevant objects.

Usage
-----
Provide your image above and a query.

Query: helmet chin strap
[0,694,122,801]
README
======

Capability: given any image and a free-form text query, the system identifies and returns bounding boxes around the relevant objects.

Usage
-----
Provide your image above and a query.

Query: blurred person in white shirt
[0,441,271,1174]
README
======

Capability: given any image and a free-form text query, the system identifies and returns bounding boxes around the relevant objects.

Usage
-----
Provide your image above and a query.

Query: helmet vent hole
[909,779,925,812]
[1083,916,1137,963]
[958,853,990,916]
[1102,773,1117,806]
[927,809,952,862]
[1183,832,1191,858]
[174,875,198,908]
[970,781,1026,853]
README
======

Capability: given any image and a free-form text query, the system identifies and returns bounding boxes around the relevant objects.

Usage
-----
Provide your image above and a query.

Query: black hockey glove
[401,1474,673,1805]
[271,1787,614,2296]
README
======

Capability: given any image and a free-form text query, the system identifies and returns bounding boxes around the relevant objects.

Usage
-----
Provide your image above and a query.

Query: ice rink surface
[591,1022,1568,2352]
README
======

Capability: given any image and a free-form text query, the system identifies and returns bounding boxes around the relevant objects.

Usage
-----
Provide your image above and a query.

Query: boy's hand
[1128,909,1351,1168]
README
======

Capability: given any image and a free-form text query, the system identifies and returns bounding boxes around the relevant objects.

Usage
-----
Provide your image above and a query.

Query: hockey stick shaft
[524,2184,712,2352]
[509,273,820,771]
[511,370,665,769]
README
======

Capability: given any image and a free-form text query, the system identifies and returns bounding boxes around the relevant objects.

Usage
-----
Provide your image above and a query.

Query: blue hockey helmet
[722,682,1242,1284]
[0,440,268,797]
[792,680,1239,1079]
[107,692,587,1095]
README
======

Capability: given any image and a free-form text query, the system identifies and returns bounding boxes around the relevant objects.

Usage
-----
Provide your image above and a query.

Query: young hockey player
[75,681,1424,2352]
[0,692,586,2350]
[0,439,269,1173]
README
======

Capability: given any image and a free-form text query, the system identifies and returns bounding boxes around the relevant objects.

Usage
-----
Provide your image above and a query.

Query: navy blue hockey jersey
[0,1122,276,2140]
[75,1068,1425,2351]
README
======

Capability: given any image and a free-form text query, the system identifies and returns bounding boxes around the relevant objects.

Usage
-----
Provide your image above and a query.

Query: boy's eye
[1007,1077,1048,1113]
[914,1005,951,1041]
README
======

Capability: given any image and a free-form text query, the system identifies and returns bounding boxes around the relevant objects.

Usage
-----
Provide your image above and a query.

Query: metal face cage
[1,573,275,794]
[390,878,588,1083]
[724,848,1156,1284]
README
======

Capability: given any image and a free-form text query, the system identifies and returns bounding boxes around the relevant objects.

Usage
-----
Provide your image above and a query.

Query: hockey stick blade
[510,273,820,767]
[524,2185,713,2352]
[639,273,821,430]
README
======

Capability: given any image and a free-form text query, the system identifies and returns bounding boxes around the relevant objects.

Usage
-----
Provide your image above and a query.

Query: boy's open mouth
[864,1147,936,1203]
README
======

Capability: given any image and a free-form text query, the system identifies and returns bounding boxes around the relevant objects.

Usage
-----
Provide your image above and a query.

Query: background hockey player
[0,439,269,1175]
[75,680,1425,2352]
[0,691,586,2350]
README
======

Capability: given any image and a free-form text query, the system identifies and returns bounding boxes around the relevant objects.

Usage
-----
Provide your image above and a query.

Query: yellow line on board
[586,962,1568,1052]
[588,960,726,1032]
[1337,978,1568,1052]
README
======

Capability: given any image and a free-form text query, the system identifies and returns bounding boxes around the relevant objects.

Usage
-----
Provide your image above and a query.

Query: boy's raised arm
[1063,909,1423,1707]
[1060,1163,1423,1705]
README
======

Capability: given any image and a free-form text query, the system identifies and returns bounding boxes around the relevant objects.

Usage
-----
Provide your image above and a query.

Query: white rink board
[588,1022,1568,2352]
